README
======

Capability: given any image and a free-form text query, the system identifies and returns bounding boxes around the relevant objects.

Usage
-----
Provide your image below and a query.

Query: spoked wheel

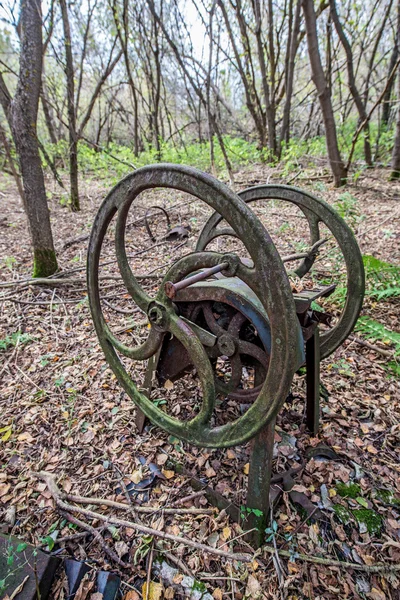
[196,184,365,360]
[87,165,300,448]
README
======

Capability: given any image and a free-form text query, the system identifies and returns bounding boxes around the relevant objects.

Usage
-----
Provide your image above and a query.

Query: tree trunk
[60,0,80,211]
[8,0,57,276]
[390,63,400,179]
[302,0,347,187]
[329,0,372,166]
[382,0,400,129]
[279,0,301,151]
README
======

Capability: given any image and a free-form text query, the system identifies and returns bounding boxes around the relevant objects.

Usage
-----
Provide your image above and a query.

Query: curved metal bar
[168,313,216,427]
[196,184,365,360]
[115,197,153,312]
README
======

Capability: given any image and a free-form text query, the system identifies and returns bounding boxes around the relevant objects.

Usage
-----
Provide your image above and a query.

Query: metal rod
[164,262,229,299]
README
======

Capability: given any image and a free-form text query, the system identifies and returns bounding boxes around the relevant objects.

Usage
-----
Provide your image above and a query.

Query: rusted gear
[183,300,270,402]
[196,184,365,360]
[87,165,300,448]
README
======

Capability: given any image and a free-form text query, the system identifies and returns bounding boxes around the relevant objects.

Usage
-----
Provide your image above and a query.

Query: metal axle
[164,261,229,299]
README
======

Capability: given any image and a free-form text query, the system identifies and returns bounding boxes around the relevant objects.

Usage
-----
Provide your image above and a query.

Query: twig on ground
[33,471,400,573]
[59,510,129,568]
[33,471,253,562]
[349,335,394,358]
[61,490,214,515]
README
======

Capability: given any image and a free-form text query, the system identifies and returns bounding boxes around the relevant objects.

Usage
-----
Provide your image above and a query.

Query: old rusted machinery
[87,164,365,545]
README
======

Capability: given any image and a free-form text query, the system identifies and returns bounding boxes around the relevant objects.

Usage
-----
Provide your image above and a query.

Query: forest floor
[0,161,400,600]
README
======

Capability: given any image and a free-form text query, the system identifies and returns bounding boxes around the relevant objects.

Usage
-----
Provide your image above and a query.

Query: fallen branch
[282,238,328,263]
[349,335,394,358]
[33,472,246,561]
[57,490,214,515]
[33,471,400,573]
[59,510,128,568]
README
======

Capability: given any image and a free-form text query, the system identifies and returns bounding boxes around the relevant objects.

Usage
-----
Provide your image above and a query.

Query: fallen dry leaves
[0,165,399,599]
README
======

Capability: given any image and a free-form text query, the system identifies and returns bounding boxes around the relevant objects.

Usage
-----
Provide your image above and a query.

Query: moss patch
[353,509,383,535]
[333,504,352,524]
[336,482,361,499]
[33,248,58,278]
[373,488,400,508]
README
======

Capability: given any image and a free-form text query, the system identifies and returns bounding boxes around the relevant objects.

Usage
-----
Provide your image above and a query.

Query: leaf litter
[0,165,399,599]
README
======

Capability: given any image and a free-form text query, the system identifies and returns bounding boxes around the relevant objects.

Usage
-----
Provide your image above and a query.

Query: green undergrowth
[355,316,400,376]
[0,331,33,351]
[41,120,396,185]
[362,255,400,301]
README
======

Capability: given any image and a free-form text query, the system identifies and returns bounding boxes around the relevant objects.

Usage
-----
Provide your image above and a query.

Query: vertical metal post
[245,417,276,547]
[306,326,320,435]
[136,349,161,433]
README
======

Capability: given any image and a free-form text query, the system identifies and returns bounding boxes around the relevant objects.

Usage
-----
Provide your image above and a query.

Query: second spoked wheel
[196,184,365,360]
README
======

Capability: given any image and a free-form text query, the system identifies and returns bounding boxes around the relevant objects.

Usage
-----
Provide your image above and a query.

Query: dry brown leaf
[245,574,261,598]
[213,588,223,600]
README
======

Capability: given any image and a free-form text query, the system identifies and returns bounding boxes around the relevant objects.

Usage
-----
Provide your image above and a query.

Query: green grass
[42,120,396,186]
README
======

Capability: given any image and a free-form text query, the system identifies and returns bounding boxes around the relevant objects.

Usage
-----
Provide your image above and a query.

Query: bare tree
[0,0,58,276]
[302,0,347,186]
[329,0,372,166]
[60,0,79,210]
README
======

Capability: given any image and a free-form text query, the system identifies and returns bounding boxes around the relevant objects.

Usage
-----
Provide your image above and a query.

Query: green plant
[363,255,400,300]
[2,256,17,271]
[355,316,400,376]
[355,317,400,356]
[264,519,278,542]
[334,192,363,229]
[0,332,33,351]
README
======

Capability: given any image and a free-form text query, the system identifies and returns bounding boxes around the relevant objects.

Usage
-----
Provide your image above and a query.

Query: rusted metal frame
[87,165,299,448]
[306,326,321,436]
[165,261,229,298]
[144,205,171,242]
[245,418,276,547]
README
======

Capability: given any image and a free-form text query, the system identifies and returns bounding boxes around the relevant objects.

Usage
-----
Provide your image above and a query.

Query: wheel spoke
[115,196,153,312]
[168,313,216,427]
[104,324,163,360]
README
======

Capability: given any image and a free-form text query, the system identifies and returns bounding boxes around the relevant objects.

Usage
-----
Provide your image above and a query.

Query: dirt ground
[0,163,399,600]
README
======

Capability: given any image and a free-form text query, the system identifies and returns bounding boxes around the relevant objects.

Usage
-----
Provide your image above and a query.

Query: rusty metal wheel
[87,165,300,448]
[196,184,365,360]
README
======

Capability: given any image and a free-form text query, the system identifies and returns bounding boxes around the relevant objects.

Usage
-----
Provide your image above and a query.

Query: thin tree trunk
[253,0,276,156]
[302,0,347,187]
[279,0,301,151]
[382,0,400,128]
[390,61,400,179]
[60,0,80,211]
[329,0,372,166]
[3,0,58,276]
